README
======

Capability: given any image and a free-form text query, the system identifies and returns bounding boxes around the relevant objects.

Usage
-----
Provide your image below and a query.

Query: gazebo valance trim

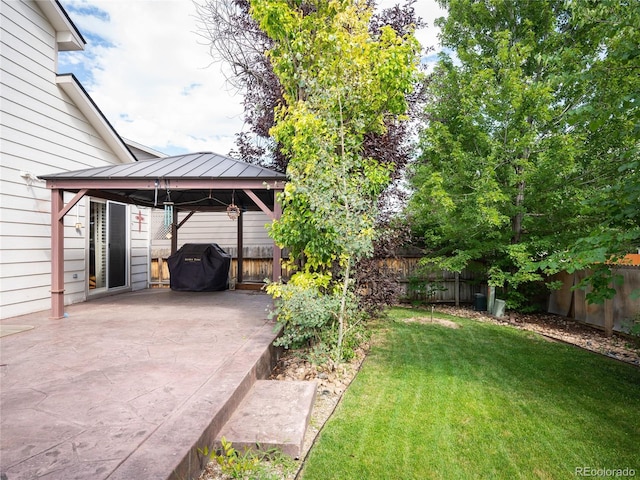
[45,178,285,191]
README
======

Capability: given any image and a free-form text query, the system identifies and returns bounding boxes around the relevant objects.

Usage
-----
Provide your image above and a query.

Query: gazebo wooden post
[51,188,65,319]
[237,211,243,284]
[49,188,88,319]
[171,207,178,255]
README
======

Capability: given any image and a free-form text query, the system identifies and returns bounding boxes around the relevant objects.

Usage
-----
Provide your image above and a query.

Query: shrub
[267,278,340,351]
[267,273,367,363]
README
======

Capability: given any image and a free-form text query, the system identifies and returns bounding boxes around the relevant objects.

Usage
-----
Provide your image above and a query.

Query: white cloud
[60,0,245,156]
[59,0,445,157]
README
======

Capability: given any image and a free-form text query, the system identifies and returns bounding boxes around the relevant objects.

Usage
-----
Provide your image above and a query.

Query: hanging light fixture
[227,190,241,221]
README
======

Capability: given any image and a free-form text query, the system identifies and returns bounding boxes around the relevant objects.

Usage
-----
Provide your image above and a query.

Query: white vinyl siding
[0,0,143,319]
[150,211,274,256]
[130,207,150,291]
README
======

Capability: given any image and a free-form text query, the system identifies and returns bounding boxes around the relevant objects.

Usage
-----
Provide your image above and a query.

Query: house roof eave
[56,74,137,165]
[37,0,86,51]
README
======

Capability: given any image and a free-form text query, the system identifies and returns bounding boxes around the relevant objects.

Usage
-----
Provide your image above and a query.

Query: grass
[300,307,640,480]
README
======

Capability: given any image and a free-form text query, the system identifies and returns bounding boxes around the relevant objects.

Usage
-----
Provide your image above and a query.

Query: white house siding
[130,207,151,291]
[126,143,166,162]
[126,145,157,162]
[0,0,139,319]
[150,210,274,256]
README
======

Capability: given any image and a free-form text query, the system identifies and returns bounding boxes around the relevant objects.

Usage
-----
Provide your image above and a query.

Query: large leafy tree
[408,0,639,307]
[408,0,586,307]
[541,0,640,302]
[250,0,420,359]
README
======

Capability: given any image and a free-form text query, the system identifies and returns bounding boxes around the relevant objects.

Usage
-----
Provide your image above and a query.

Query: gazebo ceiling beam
[85,189,149,207]
[177,211,196,228]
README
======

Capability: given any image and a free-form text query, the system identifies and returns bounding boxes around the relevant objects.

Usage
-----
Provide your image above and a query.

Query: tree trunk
[511,175,525,244]
[335,259,351,363]
[511,144,528,244]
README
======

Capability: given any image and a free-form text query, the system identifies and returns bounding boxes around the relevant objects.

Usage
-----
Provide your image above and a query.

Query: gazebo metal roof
[42,151,284,180]
[41,152,287,212]
[43,152,286,319]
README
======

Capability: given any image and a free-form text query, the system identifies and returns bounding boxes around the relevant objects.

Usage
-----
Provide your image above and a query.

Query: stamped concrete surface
[0,289,277,480]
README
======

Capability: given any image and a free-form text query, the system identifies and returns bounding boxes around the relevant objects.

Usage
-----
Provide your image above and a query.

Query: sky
[58,0,446,157]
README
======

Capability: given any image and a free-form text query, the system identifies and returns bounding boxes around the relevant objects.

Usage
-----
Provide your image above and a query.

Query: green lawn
[300,307,640,480]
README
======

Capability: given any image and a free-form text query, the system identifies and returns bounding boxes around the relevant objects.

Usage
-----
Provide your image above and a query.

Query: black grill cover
[167,243,231,291]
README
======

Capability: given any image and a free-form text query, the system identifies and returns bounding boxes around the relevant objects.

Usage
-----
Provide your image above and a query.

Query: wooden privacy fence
[150,246,296,288]
[149,248,640,335]
[360,257,486,304]
[548,266,640,336]
[149,248,486,304]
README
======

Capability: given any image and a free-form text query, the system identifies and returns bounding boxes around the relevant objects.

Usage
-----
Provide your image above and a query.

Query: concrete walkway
[0,289,278,480]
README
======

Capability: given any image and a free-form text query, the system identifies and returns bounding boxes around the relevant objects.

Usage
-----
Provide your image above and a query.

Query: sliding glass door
[107,202,127,288]
[89,200,128,292]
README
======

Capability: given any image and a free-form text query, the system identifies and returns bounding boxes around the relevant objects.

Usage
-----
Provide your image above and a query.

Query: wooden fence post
[454,272,460,307]
[604,297,614,337]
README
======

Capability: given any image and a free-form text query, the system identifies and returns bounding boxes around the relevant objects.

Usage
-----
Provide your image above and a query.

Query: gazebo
[41,152,287,319]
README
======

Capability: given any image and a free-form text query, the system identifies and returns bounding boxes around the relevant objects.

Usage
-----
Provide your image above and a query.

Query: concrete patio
[0,289,312,480]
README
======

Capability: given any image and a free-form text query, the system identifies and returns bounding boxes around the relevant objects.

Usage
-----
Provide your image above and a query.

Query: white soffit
[36,0,85,51]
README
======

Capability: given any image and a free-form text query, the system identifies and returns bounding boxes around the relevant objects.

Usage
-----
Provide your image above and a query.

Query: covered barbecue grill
[167,243,231,291]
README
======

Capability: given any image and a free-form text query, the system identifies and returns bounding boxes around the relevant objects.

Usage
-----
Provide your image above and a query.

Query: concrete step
[113,321,282,480]
[216,380,317,459]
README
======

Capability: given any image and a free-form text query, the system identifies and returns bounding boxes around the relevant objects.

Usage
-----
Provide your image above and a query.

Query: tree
[197,0,429,314]
[194,0,284,169]
[407,0,640,308]
[196,0,426,175]
[407,0,592,308]
[250,0,420,360]
[539,0,640,303]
